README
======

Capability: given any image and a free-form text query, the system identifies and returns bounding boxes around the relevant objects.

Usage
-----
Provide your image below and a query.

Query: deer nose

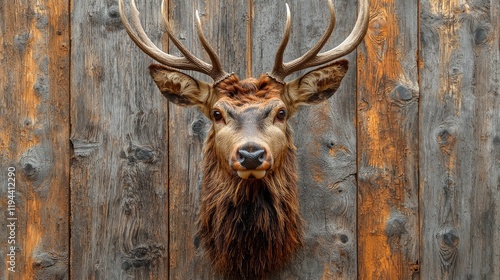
[237,143,267,170]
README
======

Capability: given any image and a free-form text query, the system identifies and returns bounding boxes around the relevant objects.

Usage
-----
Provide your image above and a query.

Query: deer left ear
[283,59,348,113]
[149,64,216,117]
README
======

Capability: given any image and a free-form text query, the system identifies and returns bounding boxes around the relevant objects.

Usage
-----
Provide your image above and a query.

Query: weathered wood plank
[167,0,248,278]
[0,0,70,278]
[356,0,420,278]
[253,0,358,278]
[70,0,169,278]
[419,0,500,278]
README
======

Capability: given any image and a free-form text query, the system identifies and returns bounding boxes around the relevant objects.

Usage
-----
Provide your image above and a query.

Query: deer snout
[231,142,272,179]
[237,148,266,169]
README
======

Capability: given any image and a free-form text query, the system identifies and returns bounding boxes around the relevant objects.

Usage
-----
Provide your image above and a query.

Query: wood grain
[70,0,169,278]
[357,0,420,279]
[0,0,70,278]
[253,0,358,278]
[167,0,248,279]
[419,0,500,278]
[1,0,499,278]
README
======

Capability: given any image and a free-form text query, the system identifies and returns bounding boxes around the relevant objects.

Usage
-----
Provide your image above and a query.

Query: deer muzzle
[231,142,272,179]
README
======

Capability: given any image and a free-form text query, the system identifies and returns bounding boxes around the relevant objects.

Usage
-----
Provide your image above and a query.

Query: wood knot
[410,261,420,273]
[19,146,50,184]
[71,139,99,158]
[122,244,164,271]
[436,227,459,266]
[33,253,57,269]
[107,5,120,19]
[474,26,490,45]
[386,214,407,238]
[34,76,49,97]
[339,234,349,244]
[23,162,38,177]
[368,13,388,43]
[493,136,500,147]
[390,84,418,108]
[105,5,122,29]
[392,84,415,102]
[123,136,157,164]
[437,129,453,145]
[437,227,459,250]
[191,118,209,138]
[32,251,67,278]
[435,121,459,154]
[129,146,156,163]
[89,4,122,31]
[442,231,459,247]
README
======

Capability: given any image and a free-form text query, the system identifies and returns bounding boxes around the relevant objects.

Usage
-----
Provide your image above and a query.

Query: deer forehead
[213,75,285,106]
[214,98,284,120]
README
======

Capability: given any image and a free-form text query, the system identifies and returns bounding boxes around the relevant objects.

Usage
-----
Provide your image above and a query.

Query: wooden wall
[0,0,499,279]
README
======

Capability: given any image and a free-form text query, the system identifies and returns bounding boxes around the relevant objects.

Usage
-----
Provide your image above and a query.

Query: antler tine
[119,0,174,66]
[269,1,335,83]
[308,0,369,67]
[159,2,212,74]
[120,0,202,71]
[267,3,291,84]
[195,10,228,82]
[119,0,230,82]
[268,0,369,83]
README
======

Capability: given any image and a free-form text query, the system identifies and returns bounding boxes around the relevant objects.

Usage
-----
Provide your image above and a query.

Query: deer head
[119,0,368,278]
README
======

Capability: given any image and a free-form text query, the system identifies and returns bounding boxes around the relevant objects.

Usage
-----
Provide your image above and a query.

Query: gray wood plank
[0,0,70,278]
[253,0,358,278]
[356,0,420,278]
[70,0,169,278]
[419,0,500,278]
[167,0,248,279]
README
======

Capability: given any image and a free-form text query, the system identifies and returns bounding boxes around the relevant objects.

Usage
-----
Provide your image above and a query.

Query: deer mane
[197,127,303,279]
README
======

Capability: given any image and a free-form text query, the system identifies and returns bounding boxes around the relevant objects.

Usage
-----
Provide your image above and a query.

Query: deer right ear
[282,60,349,114]
[149,64,215,115]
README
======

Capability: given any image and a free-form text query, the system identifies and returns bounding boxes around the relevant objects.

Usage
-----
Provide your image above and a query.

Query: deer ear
[283,59,348,113]
[149,64,215,113]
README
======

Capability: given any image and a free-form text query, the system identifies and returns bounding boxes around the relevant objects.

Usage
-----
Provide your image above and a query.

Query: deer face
[149,60,348,180]
[211,97,287,180]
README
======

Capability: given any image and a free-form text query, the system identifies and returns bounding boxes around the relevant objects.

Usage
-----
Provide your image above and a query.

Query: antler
[118,0,231,84]
[268,0,369,84]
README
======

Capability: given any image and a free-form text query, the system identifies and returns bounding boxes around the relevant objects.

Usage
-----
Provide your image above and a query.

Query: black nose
[237,143,266,170]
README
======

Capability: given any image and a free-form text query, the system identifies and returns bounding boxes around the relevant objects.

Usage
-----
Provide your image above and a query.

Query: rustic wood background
[1,0,499,279]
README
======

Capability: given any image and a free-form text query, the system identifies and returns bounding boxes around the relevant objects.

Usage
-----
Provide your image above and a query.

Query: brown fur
[198,123,302,279]
[215,74,284,106]
[148,60,349,279]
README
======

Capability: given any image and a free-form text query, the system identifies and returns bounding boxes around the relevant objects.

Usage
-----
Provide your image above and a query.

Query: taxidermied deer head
[119,0,368,278]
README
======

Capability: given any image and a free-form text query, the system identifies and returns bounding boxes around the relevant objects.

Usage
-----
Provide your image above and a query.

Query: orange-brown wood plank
[0,0,70,278]
[357,0,420,279]
[70,0,169,278]
[419,0,500,278]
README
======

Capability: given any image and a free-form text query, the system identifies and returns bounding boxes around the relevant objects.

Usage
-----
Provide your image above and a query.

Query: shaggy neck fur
[198,126,303,279]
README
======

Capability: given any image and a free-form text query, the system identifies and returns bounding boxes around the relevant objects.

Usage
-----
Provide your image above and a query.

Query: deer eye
[212,110,224,122]
[275,109,287,122]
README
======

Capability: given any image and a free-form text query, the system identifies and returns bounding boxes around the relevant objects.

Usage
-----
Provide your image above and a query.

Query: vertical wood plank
[70,0,169,278]
[253,0,358,278]
[0,0,70,278]
[167,0,248,278]
[357,0,420,279]
[419,0,500,278]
